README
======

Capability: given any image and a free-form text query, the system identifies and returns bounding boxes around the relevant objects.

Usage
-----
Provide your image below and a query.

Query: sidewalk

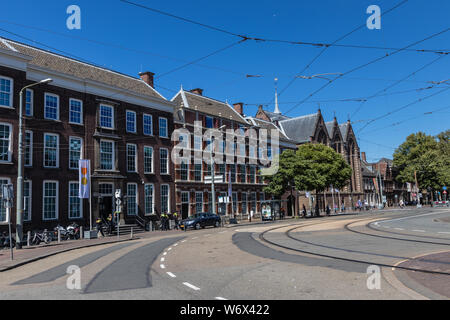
[0,210,372,272]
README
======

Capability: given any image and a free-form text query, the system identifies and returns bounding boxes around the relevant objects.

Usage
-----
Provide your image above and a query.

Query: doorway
[99,196,113,220]
[181,191,189,219]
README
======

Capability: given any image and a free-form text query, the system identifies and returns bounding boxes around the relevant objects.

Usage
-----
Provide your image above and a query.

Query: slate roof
[0,37,165,100]
[172,90,249,125]
[247,117,294,143]
[325,121,335,137]
[339,122,350,140]
[278,113,319,143]
[264,110,291,122]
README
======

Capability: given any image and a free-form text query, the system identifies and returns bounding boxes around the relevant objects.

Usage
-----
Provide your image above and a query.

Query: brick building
[255,106,364,212]
[0,38,175,231]
[170,88,295,219]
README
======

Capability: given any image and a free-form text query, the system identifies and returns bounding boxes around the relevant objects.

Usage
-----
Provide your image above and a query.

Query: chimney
[139,71,155,88]
[190,88,203,96]
[233,102,244,116]
[361,152,367,162]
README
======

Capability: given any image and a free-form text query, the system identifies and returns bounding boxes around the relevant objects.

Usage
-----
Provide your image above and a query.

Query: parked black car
[180,213,221,230]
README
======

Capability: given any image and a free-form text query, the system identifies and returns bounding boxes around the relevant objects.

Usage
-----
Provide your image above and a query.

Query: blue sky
[1,0,449,162]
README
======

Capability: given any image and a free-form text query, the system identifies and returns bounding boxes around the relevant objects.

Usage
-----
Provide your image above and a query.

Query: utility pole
[16,79,52,249]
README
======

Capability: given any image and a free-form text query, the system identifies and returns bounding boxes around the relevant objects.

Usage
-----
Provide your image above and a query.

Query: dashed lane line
[160,264,165,269]
[216,297,227,300]
[167,272,176,278]
[183,282,200,291]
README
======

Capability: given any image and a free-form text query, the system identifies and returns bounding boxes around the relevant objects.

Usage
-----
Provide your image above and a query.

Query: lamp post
[16,78,52,248]
[210,125,226,216]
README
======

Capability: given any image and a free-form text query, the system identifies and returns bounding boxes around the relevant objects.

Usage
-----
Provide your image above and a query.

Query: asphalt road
[0,207,449,300]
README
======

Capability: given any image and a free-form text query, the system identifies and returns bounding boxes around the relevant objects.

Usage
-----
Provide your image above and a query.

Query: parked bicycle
[0,231,15,249]
[31,230,52,245]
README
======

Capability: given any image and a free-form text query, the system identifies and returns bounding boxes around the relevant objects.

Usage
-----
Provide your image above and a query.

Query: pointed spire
[274,77,281,114]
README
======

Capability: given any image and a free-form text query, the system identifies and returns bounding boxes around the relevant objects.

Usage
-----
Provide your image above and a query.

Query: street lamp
[210,125,226,216]
[16,78,52,248]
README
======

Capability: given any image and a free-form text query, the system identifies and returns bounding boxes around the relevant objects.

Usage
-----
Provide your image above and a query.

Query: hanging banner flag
[373,177,379,193]
[79,159,90,199]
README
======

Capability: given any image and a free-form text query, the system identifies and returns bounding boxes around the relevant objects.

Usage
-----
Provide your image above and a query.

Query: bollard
[27,231,31,247]
[80,226,83,239]
[130,227,133,239]
[58,229,61,243]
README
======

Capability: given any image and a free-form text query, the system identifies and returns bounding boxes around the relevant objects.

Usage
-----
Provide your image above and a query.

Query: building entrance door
[181,192,189,219]
[99,196,113,220]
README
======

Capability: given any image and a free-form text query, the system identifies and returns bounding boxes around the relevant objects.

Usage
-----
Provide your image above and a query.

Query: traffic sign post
[115,189,122,239]
[2,184,14,260]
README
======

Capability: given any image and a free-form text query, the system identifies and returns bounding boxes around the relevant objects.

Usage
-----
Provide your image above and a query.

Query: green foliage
[393,131,450,190]
[264,143,352,196]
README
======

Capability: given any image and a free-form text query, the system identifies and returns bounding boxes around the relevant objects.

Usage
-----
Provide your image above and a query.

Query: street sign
[205,175,223,184]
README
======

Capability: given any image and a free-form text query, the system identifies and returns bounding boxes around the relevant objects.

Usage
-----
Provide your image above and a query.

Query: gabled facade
[171,88,271,219]
[255,105,364,212]
[0,37,175,231]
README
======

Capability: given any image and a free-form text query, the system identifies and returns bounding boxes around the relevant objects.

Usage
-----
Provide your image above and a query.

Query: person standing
[173,212,179,230]
[96,217,105,237]
[302,204,307,218]
[326,205,331,216]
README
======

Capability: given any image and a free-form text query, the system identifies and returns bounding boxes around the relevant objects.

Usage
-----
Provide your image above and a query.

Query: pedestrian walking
[96,217,105,237]
[326,205,331,216]
[107,213,113,235]
[302,204,307,218]
[173,211,179,230]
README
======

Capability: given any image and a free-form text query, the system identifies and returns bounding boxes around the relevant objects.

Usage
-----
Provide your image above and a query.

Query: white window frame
[143,146,154,174]
[99,139,115,171]
[143,114,153,136]
[69,98,83,125]
[25,130,33,167]
[160,147,169,175]
[23,180,32,222]
[126,143,137,172]
[126,110,137,133]
[42,180,59,221]
[160,184,170,214]
[0,177,11,223]
[144,183,154,216]
[99,104,115,129]
[68,181,83,219]
[159,117,168,138]
[43,133,59,168]
[25,89,33,116]
[69,136,83,170]
[0,122,12,163]
[127,183,138,216]
[195,192,203,214]
[44,92,60,121]
[0,76,13,108]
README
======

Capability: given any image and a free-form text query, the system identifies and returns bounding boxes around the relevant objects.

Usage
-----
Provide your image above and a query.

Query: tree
[264,144,352,212]
[393,131,450,192]
[294,144,352,193]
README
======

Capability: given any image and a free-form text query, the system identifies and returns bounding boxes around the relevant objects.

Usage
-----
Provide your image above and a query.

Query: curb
[0,237,140,272]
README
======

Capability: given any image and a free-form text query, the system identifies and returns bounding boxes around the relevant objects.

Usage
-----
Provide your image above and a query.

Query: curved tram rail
[259,214,450,276]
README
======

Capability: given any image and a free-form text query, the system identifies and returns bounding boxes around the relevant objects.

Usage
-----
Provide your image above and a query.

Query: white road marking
[394,228,404,231]
[174,243,178,246]
[181,240,187,243]
[215,297,227,300]
[438,232,450,234]
[160,257,165,262]
[163,252,167,256]
[160,264,165,269]
[166,272,176,278]
[183,282,200,291]
[192,237,198,240]
[412,229,426,233]
[219,231,227,234]
[168,247,172,251]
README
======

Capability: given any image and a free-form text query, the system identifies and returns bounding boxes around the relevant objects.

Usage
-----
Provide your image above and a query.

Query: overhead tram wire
[117,1,449,55]
[357,85,450,134]
[350,54,447,119]
[284,27,450,115]
[273,0,410,102]
[155,39,248,79]
[360,105,450,135]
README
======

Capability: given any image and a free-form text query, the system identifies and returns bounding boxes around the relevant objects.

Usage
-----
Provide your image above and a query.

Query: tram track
[258,214,450,276]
